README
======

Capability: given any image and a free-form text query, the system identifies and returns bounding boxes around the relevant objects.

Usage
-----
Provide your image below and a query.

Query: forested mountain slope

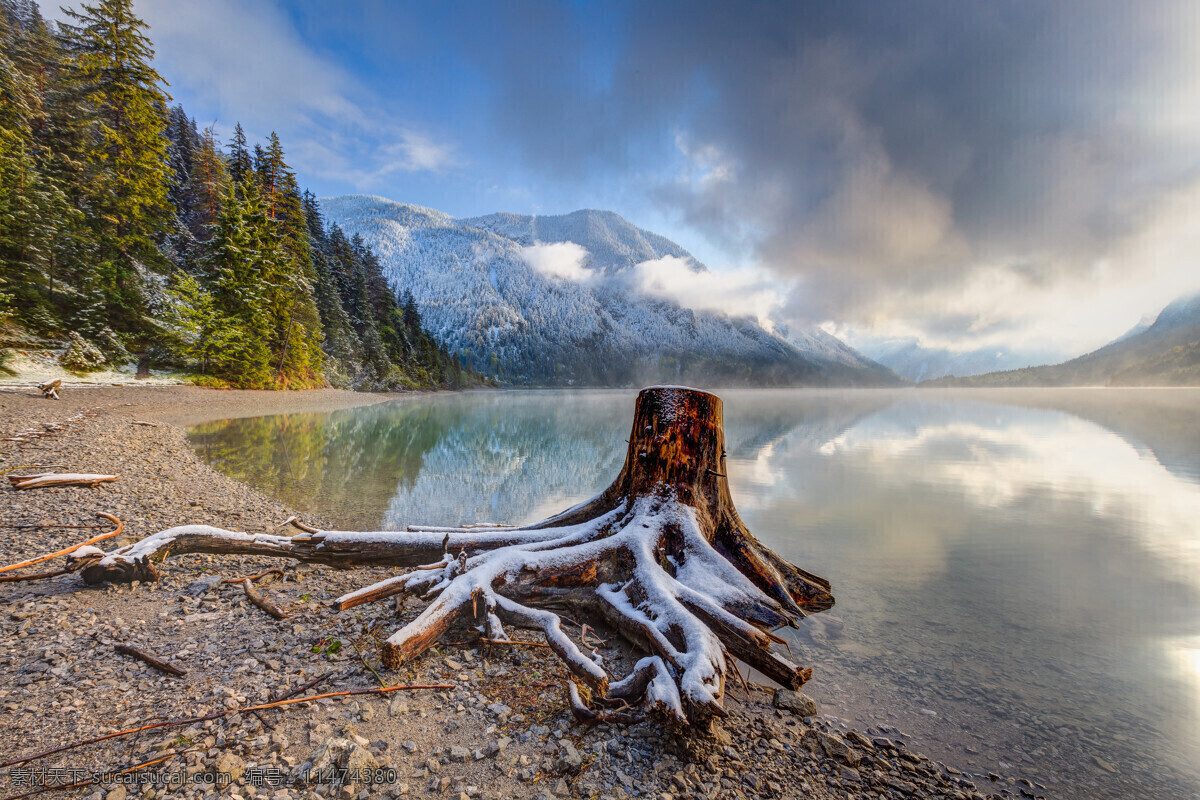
[323,195,900,387]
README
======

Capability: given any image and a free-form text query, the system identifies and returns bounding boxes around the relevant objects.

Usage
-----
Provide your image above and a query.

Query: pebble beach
[0,385,1038,800]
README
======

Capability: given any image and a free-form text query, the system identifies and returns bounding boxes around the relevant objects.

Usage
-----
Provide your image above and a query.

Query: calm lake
[188,388,1200,799]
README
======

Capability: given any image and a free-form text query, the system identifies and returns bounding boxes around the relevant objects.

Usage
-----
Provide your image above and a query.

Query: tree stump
[79,387,833,728]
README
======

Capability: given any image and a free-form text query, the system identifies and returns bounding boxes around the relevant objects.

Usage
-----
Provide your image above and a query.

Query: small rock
[773,689,818,717]
[554,741,583,774]
[105,787,127,800]
[211,752,246,785]
[343,743,379,785]
[388,696,410,717]
[449,746,472,762]
[186,575,223,596]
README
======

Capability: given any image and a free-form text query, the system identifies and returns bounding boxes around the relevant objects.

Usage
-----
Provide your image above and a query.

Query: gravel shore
[0,386,1036,800]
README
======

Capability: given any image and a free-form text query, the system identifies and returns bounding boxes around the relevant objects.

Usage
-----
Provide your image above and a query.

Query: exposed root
[67,387,834,733]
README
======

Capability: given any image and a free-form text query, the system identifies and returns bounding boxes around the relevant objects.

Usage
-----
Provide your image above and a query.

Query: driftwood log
[38,379,61,400]
[8,472,118,489]
[75,387,834,729]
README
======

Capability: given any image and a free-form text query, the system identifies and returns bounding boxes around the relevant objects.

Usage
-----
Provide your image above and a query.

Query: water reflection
[189,388,1200,799]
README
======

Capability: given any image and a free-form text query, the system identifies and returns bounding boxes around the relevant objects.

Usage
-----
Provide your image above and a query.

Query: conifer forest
[0,0,477,390]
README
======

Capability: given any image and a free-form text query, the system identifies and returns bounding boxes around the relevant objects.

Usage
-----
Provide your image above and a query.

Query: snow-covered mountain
[321,195,899,387]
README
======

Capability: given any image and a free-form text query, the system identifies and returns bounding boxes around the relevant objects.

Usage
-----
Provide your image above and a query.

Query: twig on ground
[0,513,122,574]
[276,516,320,534]
[115,644,187,677]
[238,578,289,619]
[351,638,388,688]
[220,568,284,585]
[0,683,455,769]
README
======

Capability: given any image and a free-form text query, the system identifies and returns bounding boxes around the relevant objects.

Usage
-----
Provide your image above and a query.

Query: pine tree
[200,182,274,387]
[56,0,173,332]
[189,125,229,245]
[227,122,252,190]
[0,1,76,326]
[303,191,361,381]
[247,132,323,387]
[164,104,200,269]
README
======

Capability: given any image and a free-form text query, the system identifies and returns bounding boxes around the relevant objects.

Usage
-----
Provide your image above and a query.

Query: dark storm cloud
[473,0,1200,325]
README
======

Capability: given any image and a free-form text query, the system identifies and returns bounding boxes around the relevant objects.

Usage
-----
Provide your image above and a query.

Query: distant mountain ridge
[924,292,1200,387]
[321,195,900,387]
[865,340,1060,382]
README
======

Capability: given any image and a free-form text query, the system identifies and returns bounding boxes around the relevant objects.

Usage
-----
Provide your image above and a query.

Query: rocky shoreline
[0,386,1041,800]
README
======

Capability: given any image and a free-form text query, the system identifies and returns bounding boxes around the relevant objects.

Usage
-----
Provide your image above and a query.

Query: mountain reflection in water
[189,388,1200,800]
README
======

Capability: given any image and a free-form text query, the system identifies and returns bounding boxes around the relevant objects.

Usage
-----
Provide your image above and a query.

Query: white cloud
[628,255,786,329]
[519,241,593,281]
[830,176,1200,361]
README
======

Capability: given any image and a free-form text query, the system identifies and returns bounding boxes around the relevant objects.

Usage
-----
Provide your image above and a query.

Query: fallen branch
[115,643,187,677]
[0,682,455,769]
[277,515,320,534]
[10,473,118,490]
[131,420,158,427]
[221,568,284,585]
[0,513,122,574]
[275,669,340,702]
[0,566,74,583]
[37,379,60,400]
[239,578,288,619]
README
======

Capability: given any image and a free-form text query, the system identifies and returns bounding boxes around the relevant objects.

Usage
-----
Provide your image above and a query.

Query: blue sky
[51,0,1200,364]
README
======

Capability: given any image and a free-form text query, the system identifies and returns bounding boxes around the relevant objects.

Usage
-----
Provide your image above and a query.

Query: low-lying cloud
[626,256,785,329]
[519,241,593,282]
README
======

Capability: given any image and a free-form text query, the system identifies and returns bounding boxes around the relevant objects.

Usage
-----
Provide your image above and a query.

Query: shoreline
[0,386,1026,800]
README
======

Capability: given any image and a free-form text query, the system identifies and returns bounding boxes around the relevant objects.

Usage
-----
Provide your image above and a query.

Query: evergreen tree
[56,0,173,331]
[1,1,475,391]
[164,104,200,269]
[246,133,323,387]
[200,182,274,387]
[227,122,252,189]
[0,1,76,324]
[189,125,229,245]
[302,191,361,379]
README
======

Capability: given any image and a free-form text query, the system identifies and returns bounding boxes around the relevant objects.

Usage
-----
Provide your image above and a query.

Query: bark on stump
[80,387,834,729]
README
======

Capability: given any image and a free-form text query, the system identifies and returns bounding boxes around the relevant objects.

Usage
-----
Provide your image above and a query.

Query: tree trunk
[78,387,834,729]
